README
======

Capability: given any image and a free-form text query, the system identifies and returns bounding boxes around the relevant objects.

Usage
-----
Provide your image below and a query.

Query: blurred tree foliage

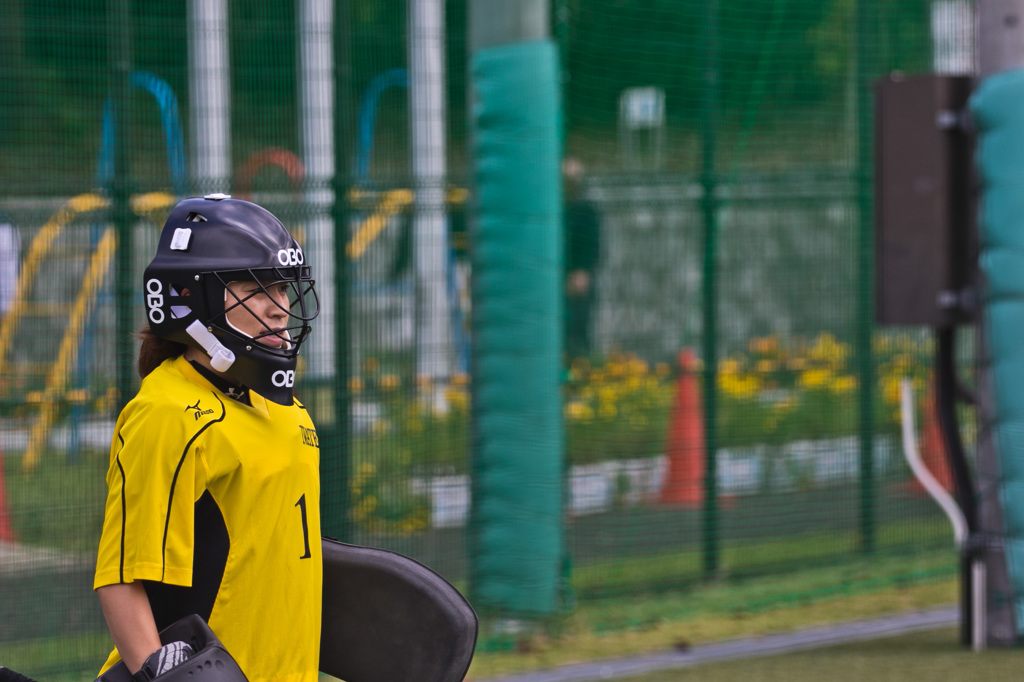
[2,0,931,185]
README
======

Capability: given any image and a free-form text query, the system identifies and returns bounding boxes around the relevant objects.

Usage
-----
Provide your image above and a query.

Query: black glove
[131,642,195,682]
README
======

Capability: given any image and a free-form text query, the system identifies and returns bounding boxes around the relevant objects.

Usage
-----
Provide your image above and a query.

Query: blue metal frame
[70,72,187,459]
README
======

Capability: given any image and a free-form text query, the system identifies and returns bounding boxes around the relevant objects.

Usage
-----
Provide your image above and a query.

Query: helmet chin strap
[186,320,236,372]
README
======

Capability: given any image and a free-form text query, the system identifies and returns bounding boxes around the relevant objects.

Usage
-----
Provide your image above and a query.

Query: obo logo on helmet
[277,247,304,267]
[272,370,296,387]
[146,278,165,324]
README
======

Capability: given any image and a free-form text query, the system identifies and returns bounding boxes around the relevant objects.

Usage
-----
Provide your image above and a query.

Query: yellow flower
[359,496,378,515]
[349,376,364,394]
[809,332,848,365]
[749,335,779,356]
[719,358,742,376]
[565,401,591,420]
[830,375,858,395]
[797,368,831,390]
[719,373,762,398]
[880,375,901,405]
[892,354,912,371]
[755,359,777,375]
[627,357,649,377]
[445,387,470,411]
[380,374,401,390]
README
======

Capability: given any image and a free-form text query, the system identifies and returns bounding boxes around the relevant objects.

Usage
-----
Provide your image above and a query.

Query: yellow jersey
[95,356,322,681]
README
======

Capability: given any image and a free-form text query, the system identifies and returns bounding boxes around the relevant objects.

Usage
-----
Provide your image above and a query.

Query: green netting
[0,0,975,677]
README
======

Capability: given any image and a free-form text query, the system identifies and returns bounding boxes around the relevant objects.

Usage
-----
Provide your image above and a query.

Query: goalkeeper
[93,196,322,681]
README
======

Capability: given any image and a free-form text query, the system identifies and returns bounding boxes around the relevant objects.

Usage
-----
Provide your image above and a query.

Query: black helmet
[143,194,319,404]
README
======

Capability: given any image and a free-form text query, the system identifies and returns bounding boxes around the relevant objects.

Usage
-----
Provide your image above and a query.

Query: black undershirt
[143,490,229,628]
[188,360,252,406]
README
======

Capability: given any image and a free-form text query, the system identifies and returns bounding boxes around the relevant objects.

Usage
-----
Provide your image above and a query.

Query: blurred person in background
[563,157,601,360]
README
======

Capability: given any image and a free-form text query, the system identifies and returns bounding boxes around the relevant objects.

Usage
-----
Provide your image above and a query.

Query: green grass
[566,548,956,636]
[466,579,959,679]
[570,515,954,602]
[466,521,959,678]
[612,627,1019,682]
[0,632,112,681]
[3,447,108,553]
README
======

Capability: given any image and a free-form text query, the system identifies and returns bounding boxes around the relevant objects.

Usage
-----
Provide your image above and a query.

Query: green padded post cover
[468,39,565,616]
[971,69,1024,633]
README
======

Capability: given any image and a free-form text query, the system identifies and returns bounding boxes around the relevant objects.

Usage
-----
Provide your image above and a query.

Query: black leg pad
[320,538,478,682]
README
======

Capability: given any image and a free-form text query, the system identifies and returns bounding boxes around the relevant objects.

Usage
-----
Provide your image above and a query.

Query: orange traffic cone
[0,443,14,541]
[659,348,706,507]
[909,373,954,495]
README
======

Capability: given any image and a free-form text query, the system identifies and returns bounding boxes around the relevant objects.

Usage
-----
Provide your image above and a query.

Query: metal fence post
[855,0,877,555]
[108,0,134,411]
[700,0,721,577]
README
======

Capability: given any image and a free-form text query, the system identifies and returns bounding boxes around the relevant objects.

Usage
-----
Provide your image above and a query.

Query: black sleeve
[144,491,229,629]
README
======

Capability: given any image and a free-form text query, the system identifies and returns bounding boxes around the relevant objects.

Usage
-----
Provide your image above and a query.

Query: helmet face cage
[143,196,322,404]
[210,266,319,358]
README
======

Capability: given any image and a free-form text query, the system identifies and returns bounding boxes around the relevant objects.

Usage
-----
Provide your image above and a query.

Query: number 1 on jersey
[295,494,312,559]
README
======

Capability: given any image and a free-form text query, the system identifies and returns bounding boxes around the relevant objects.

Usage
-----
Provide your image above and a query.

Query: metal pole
[409,0,451,402]
[299,0,336,379]
[854,0,876,555]
[188,0,230,194]
[700,0,720,577]
[325,0,354,542]
[109,0,134,410]
[936,326,977,646]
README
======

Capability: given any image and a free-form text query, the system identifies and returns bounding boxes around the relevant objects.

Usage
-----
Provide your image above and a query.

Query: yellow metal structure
[22,227,116,471]
[6,192,177,472]
[0,193,106,380]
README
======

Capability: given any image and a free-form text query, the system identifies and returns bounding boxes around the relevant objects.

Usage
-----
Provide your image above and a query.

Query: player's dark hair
[138,326,187,378]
